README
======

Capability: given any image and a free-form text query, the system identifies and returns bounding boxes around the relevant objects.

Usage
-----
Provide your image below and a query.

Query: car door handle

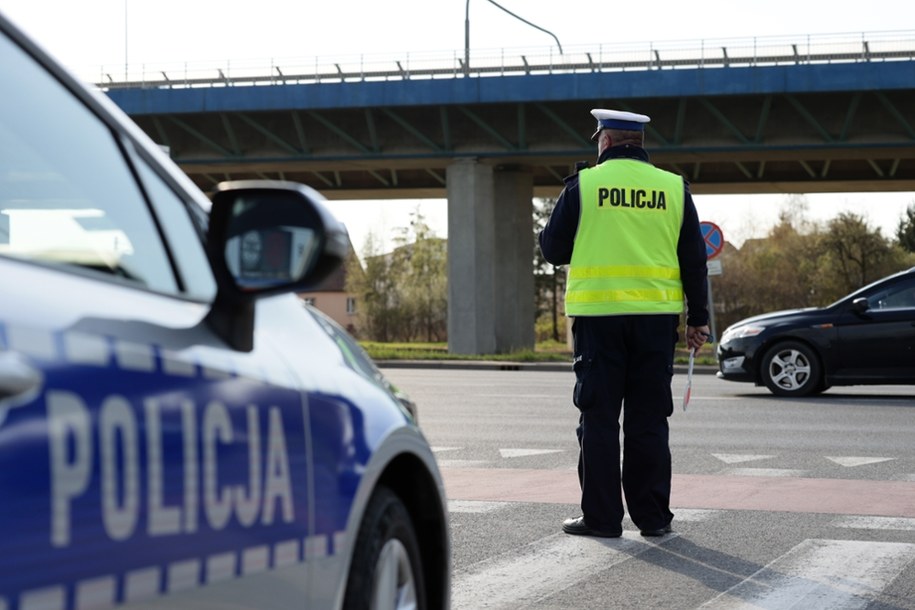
[0,351,43,402]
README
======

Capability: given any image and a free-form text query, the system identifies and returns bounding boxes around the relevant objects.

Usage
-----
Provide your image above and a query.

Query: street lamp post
[463,0,563,78]
[464,0,471,76]
[124,0,128,81]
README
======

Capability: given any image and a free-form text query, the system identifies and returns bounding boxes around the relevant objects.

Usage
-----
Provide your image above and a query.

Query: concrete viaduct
[102,32,915,354]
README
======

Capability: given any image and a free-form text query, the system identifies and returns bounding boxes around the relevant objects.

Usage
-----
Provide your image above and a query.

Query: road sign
[700,221,725,259]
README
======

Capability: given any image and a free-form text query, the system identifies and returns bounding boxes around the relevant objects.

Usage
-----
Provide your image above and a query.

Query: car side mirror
[204,180,349,351]
[851,297,870,314]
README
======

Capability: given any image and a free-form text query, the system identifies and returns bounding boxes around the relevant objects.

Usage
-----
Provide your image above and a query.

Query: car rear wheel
[343,485,426,610]
[760,341,822,397]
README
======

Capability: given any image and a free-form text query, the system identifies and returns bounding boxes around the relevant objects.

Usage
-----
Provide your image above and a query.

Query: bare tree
[714,203,914,332]
[393,212,448,342]
[348,210,448,342]
[346,232,398,341]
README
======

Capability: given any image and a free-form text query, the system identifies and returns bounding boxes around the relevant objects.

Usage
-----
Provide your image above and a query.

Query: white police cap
[590,109,651,141]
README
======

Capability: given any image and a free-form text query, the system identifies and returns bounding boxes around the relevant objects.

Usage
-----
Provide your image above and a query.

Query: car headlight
[720,324,765,344]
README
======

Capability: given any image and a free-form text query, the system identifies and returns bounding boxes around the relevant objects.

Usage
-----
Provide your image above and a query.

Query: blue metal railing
[86,30,915,90]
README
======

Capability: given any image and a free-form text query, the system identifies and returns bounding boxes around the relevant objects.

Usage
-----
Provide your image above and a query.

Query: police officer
[539,108,710,538]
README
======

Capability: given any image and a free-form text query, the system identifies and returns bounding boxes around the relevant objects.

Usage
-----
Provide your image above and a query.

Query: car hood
[730,306,822,328]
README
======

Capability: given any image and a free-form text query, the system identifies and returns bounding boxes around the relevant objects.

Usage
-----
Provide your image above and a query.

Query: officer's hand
[686,325,712,352]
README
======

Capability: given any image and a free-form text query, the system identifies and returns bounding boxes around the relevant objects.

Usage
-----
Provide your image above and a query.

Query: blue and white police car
[0,11,450,610]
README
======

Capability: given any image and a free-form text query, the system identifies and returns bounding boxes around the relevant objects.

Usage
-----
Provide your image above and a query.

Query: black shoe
[639,523,673,537]
[562,516,622,538]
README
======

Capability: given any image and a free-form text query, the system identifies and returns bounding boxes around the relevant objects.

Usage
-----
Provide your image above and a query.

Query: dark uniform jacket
[539,145,710,328]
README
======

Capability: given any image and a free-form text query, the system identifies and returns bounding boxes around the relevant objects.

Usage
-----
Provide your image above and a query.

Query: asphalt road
[380,366,915,610]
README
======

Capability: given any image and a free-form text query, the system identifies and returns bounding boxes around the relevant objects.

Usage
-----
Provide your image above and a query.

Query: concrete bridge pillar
[446,159,535,355]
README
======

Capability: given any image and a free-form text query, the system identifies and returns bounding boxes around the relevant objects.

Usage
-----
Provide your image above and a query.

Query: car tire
[343,485,426,610]
[760,341,822,397]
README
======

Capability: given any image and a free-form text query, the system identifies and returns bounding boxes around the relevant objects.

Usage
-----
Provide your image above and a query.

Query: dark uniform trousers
[572,314,678,532]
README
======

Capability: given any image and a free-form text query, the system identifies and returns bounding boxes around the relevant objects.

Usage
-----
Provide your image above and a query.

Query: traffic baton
[682,347,696,412]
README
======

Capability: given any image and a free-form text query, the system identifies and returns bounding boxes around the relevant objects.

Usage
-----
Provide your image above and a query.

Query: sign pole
[698,221,725,343]
[707,276,717,342]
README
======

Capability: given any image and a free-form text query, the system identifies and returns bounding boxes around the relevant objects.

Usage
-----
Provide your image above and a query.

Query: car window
[0,33,178,293]
[872,277,915,310]
[130,147,217,300]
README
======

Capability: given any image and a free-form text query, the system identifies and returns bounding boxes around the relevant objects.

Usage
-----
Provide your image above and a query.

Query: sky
[3,0,913,253]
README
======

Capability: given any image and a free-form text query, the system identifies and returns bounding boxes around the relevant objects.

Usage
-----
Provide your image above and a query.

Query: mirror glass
[223,196,322,291]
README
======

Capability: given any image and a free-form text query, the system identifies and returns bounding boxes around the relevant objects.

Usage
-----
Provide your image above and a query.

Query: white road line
[449,500,511,514]
[478,394,558,399]
[721,468,809,477]
[699,539,915,609]
[834,516,915,531]
[826,456,896,467]
[499,448,564,458]
[451,531,668,609]
[675,396,734,400]
[712,453,775,464]
[436,459,490,468]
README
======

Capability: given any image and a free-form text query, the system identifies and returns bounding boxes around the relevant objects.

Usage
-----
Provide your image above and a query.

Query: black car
[716,267,915,396]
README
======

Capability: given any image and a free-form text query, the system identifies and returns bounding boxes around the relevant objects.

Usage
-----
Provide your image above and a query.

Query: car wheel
[760,341,822,397]
[343,485,426,610]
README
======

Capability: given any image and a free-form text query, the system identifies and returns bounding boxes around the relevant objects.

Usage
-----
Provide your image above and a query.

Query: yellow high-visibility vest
[565,158,685,316]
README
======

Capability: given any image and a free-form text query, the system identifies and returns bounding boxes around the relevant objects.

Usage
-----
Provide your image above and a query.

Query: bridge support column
[446,159,535,355]
[493,167,535,353]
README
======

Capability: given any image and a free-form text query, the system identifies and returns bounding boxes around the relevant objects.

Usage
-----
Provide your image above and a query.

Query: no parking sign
[699,221,724,260]
[698,221,723,340]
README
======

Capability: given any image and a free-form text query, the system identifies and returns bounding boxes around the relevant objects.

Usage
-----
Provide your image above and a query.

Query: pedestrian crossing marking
[449,500,510,514]
[671,509,722,522]
[712,453,775,464]
[451,528,915,609]
[699,539,915,609]
[499,448,564,458]
[834,516,915,531]
[451,532,672,609]
[826,456,896,467]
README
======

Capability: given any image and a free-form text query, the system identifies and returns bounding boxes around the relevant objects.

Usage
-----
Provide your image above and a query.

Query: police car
[0,11,449,610]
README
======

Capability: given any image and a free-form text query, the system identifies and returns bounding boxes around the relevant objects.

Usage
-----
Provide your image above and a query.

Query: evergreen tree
[532,198,566,342]
[895,203,915,253]
[819,212,898,294]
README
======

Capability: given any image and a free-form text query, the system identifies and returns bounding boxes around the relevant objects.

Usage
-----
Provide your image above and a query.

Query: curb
[376,360,719,375]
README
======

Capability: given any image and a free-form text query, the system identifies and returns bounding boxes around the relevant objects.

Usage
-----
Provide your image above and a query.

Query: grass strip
[360,341,717,365]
